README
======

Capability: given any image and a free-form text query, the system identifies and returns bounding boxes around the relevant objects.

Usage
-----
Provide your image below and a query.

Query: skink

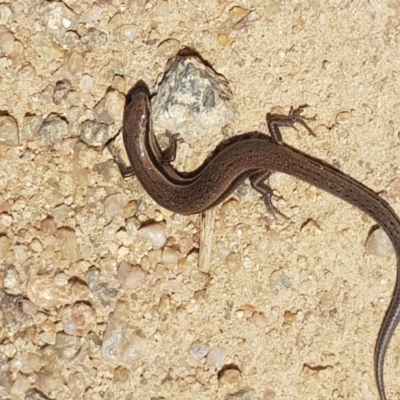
[116,80,400,400]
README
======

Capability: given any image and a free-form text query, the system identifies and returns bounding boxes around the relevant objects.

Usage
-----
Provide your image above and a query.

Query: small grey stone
[80,120,111,147]
[102,286,118,298]
[187,340,210,359]
[152,52,234,139]
[53,79,71,105]
[101,316,146,364]
[37,114,69,145]
[206,346,227,366]
[86,266,101,292]
[22,114,41,141]
[81,28,107,51]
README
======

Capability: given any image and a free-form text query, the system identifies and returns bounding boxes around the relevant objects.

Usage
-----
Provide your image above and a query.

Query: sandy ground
[1,1,400,399]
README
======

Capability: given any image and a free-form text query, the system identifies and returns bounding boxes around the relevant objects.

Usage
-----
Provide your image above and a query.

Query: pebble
[187,340,210,359]
[80,74,94,91]
[30,32,65,63]
[101,316,147,364]
[53,204,72,224]
[269,270,292,290]
[22,115,41,141]
[82,267,112,304]
[30,238,43,253]
[56,227,79,262]
[38,331,56,346]
[0,115,18,146]
[27,275,72,308]
[55,332,81,361]
[225,252,242,273]
[161,247,180,265]
[86,332,101,358]
[157,294,171,314]
[206,346,227,367]
[64,31,80,49]
[40,1,77,43]
[227,6,251,27]
[157,38,180,58]
[61,303,96,336]
[14,245,27,262]
[66,51,85,79]
[113,366,130,383]
[218,368,241,389]
[35,369,63,398]
[0,235,10,259]
[0,370,13,392]
[0,4,12,25]
[217,34,232,47]
[116,261,149,290]
[218,5,251,34]
[94,89,125,125]
[336,110,352,124]
[67,371,86,396]
[70,279,90,301]
[81,4,103,23]
[121,25,137,41]
[283,310,297,325]
[53,79,71,105]
[81,27,107,51]
[73,141,98,168]
[0,212,13,228]
[137,222,167,247]
[0,28,14,55]
[0,201,11,213]
[0,291,27,326]
[365,227,394,257]
[111,75,125,93]
[80,120,112,147]
[104,193,128,219]
[37,114,69,146]
[4,267,19,290]
[128,0,147,12]
[17,228,32,244]
[86,266,101,292]
[20,353,44,374]
[10,373,30,397]
[152,52,234,139]
[154,0,168,16]
[251,312,268,328]
[40,216,57,235]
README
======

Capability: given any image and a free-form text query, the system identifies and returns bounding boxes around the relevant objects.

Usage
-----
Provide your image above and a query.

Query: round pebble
[206,346,227,367]
[137,222,167,247]
[0,115,18,146]
[365,227,394,257]
[157,38,180,57]
[61,303,96,336]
